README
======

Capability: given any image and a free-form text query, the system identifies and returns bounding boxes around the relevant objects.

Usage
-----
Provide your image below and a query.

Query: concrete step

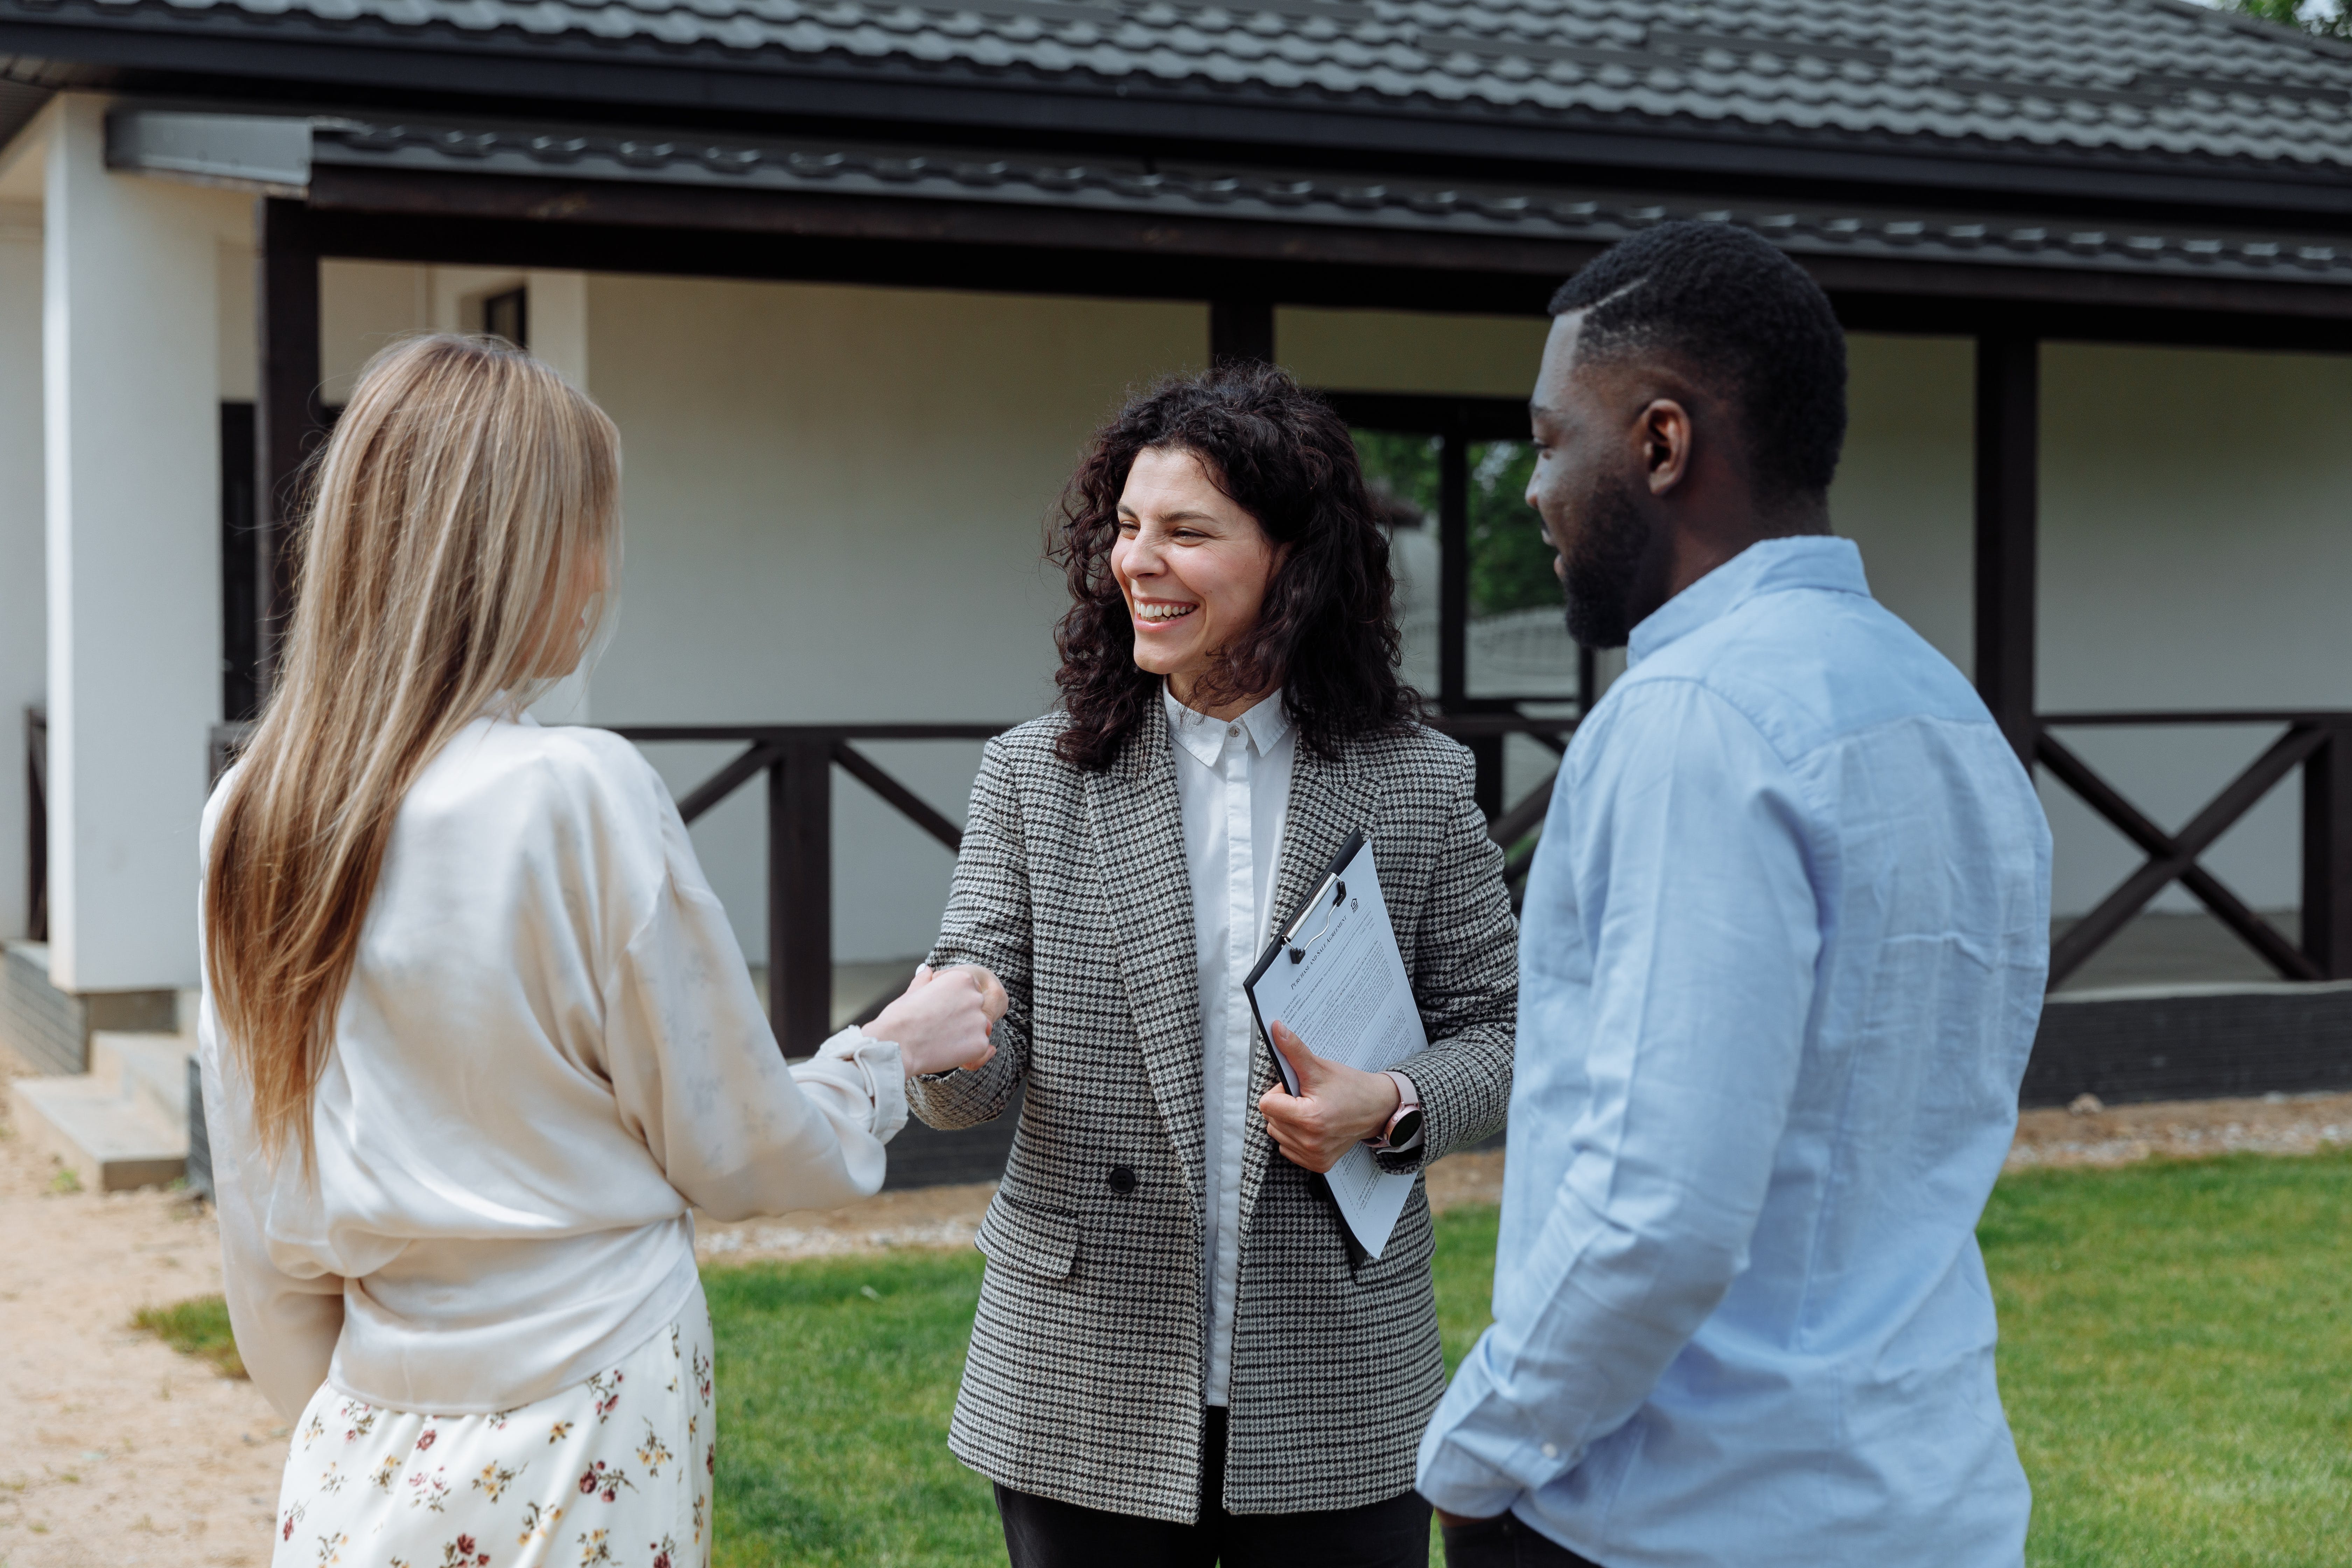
[91,1031,193,1130]
[10,1070,187,1192]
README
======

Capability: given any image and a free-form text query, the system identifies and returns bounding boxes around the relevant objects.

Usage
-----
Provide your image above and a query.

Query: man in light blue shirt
[1418,222,2050,1568]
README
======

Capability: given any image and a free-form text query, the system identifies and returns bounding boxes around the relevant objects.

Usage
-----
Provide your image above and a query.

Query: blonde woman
[199,335,999,1568]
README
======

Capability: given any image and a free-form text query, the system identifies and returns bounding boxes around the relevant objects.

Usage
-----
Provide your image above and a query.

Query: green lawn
[701,1152,2352,1566]
[133,1151,2352,1564]
[1981,1149,2352,1567]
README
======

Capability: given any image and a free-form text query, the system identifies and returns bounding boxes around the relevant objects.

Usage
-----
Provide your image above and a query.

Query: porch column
[41,93,222,990]
[255,196,323,693]
[1209,298,1274,366]
[0,154,43,940]
[2304,724,2352,979]
[1973,334,2038,768]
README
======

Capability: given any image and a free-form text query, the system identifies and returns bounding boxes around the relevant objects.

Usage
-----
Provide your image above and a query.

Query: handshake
[867,962,1009,1079]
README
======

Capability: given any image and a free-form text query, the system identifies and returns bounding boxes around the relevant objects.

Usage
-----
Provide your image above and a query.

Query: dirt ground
[2006,1088,2352,1170]
[5,1060,2348,1568]
[0,1070,286,1568]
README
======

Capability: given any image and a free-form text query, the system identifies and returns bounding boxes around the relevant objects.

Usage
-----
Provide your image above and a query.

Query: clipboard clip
[1286,876,1348,964]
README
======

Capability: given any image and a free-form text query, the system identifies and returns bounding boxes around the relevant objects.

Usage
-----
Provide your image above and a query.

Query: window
[481,286,528,350]
[1326,392,1603,716]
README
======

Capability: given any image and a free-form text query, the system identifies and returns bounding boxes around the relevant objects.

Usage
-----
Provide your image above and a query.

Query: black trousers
[994,1407,1431,1568]
[1437,1513,1604,1568]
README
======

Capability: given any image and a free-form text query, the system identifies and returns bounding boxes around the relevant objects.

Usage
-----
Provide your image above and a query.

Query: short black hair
[1549,220,1847,506]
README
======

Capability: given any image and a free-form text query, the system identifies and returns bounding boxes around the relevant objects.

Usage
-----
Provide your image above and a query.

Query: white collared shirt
[1164,684,1295,1407]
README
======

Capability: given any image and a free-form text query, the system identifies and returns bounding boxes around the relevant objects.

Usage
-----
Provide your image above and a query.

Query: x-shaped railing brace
[2037,725,2327,987]
[674,738,964,852]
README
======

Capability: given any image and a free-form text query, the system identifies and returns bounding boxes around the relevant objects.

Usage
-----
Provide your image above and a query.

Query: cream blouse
[198,714,908,1421]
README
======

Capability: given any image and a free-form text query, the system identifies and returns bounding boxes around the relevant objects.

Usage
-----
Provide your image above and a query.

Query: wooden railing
[2037,712,2352,987]
[105,704,2352,1042]
[613,714,1577,1051]
[605,724,1007,1052]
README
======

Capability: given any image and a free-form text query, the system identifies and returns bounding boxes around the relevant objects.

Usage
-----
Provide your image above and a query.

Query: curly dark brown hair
[1051,363,1419,771]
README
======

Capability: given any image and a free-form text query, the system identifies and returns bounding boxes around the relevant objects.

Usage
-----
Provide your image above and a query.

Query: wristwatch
[1365,1071,1423,1153]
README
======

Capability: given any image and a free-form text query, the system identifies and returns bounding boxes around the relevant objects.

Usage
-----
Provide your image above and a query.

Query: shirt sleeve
[200,1023,346,1424]
[1418,680,1822,1517]
[598,782,908,1223]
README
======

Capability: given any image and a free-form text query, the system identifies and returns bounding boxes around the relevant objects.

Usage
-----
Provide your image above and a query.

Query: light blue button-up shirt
[1418,537,2050,1567]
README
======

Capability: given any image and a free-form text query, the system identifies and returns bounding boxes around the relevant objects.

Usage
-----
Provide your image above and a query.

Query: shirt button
[1227,726,1240,738]
[1107,1166,1139,1195]
[1541,1443,1559,1459]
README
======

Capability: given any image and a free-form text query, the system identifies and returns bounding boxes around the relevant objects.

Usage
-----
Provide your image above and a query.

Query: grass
[131,1294,246,1379]
[128,1151,2352,1564]
[1981,1148,2352,1567]
[704,1252,1001,1568]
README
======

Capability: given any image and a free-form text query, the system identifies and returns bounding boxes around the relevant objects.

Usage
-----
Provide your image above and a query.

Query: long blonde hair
[205,334,621,1166]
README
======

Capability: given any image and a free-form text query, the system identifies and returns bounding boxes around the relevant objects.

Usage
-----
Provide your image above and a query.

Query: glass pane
[1351,429,1443,702]
[1465,439,1577,700]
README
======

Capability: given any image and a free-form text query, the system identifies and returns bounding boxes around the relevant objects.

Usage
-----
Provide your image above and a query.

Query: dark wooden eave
[293,159,2352,351]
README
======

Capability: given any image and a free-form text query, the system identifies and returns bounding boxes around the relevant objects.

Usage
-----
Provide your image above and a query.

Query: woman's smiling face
[1111,446,1282,716]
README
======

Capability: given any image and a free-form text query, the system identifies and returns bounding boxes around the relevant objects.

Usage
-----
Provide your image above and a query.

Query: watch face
[1389,1108,1424,1148]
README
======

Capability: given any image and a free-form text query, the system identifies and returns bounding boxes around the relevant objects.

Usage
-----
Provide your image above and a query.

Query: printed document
[1244,832,1422,1259]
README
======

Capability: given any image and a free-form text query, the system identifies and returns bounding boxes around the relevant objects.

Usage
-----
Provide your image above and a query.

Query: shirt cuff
[1415,1336,1573,1518]
[819,1025,909,1143]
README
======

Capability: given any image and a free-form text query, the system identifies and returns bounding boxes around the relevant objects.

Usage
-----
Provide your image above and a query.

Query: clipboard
[1243,829,1424,1260]
[1244,828,1365,1096]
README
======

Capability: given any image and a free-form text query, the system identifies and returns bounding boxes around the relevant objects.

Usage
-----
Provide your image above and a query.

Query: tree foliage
[2223,0,2352,41]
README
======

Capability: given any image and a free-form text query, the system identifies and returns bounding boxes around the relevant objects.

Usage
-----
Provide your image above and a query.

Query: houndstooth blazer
[909,708,1517,1524]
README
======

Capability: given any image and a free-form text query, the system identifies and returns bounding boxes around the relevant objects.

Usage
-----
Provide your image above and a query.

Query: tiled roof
[304,114,2352,284]
[28,0,2352,176]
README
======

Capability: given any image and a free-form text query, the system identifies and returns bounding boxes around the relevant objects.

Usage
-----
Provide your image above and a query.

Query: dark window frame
[1322,390,1594,715]
[482,286,529,349]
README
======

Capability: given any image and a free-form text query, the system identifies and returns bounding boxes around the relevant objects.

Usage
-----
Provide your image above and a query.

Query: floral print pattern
[272,1290,715,1567]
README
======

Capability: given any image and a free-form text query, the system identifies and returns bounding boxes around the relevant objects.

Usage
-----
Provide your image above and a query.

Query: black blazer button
[1107,1166,1138,1195]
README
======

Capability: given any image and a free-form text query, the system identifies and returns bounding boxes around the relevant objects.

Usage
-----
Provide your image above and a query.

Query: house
[2,0,2351,1186]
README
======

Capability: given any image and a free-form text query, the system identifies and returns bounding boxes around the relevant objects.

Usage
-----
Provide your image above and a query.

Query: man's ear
[1640,398,1694,497]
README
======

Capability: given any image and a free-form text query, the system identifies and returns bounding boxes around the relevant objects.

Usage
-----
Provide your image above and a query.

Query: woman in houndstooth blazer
[911,365,1518,1567]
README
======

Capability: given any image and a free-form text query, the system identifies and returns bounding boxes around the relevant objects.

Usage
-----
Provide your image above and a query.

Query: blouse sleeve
[198,1023,346,1423]
[597,794,908,1223]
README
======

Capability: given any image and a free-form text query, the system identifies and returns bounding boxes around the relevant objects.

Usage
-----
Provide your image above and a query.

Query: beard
[1560,471,1654,650]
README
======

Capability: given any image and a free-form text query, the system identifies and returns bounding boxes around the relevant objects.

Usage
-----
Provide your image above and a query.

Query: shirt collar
[1163,684,1291,766]
[1626,535,1871,667]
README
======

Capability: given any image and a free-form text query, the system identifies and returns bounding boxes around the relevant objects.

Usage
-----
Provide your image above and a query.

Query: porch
[10,84,2352,1188]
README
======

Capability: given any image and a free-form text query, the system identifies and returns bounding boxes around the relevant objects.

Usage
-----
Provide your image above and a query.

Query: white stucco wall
[0,195,41,939]
[41,241,2323,981]
[1279,306,1547,397]
[580,275,1206,962]
[1832,334,2352,919]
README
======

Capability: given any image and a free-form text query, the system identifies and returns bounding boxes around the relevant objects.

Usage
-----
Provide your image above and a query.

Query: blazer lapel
[1237,734,1384,1246]
[1084,716,1210,1205]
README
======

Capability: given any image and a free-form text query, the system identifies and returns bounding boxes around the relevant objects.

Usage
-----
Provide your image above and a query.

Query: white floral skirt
[273,1284,716,1568]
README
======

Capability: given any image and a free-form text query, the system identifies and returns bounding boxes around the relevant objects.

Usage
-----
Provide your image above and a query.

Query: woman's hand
[1258,1022,1402,1173]
[949,964,1010,1029]
[870,964,998,1077]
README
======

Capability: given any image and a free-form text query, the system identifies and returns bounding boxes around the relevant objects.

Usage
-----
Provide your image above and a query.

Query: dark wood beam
[1209,298,1275,366]
[254,196,324,699]
[2305,724,2352,980]
[296,164,2352,346]
[1437,431,1469,714]
[769,741,833,1055]
[1973,334,2038,768]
